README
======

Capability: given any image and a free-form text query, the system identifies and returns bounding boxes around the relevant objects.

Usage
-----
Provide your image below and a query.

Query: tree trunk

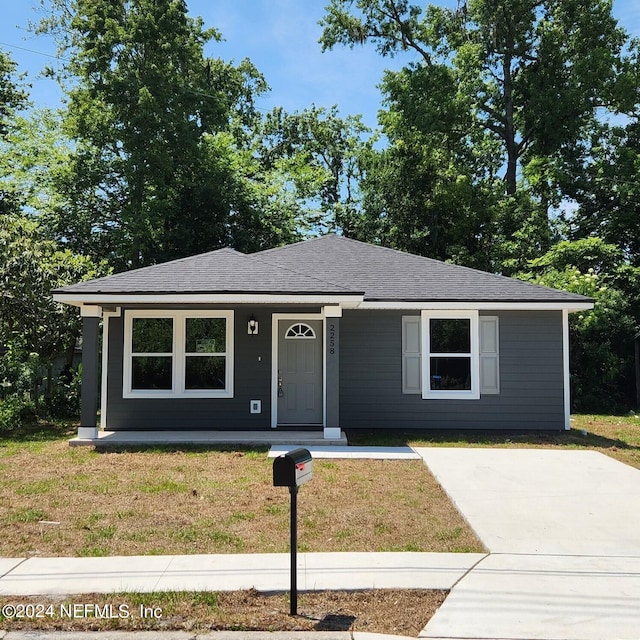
[502,53,517,196]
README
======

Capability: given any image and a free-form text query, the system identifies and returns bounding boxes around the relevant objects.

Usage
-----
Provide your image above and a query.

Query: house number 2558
[328,323,336,355]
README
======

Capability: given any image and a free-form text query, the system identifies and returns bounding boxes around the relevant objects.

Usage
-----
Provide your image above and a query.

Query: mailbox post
[273,447,313,616]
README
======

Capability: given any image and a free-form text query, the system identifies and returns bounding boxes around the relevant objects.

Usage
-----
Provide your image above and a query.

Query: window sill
[123,390,233,400]
[422,391,480,400]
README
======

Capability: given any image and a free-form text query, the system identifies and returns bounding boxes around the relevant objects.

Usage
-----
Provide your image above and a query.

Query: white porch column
[324,306,342,439]
[78,305,102,439]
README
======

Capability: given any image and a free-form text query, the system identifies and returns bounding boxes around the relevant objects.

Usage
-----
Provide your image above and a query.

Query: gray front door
[277,320,323,425]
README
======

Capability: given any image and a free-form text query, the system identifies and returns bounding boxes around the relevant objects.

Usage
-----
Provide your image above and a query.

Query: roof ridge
[323,237,588,297]
[52,247,247,292]
[249,252,358,294]
[100,247,245,278]
[253,234,339,256]
[255,235,590,301]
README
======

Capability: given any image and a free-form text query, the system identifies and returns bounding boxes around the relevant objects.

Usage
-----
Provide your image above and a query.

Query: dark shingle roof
[55,235,591,304]
[57,247,356,295]
[254,235,589,303]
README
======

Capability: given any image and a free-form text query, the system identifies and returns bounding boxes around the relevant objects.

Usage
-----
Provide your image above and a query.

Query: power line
[0,41,68,62]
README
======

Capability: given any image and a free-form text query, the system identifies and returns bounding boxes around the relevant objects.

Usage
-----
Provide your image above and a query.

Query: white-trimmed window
[404,312,499,398]
[421,310,480,400]
[123,310,234,398]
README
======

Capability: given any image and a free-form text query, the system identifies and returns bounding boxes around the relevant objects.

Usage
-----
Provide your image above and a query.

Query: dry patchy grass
[0,437,483,557]
[0,589,446,636]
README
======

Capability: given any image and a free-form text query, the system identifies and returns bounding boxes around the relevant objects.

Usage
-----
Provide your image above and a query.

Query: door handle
[278,371,284,397]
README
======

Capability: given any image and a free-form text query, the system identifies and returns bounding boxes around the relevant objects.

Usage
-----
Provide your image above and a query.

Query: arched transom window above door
[285,323,316,339]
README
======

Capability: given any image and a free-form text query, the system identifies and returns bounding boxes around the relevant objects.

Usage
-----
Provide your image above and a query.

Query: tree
[0,108,72,220]
[36,0,293,268]
[0,213,108,412]
[562,120,640,266]
[258,105,371,235]
[320,0,629,270]
[352,61,502,267]
[321,0,625,194]
[0,50,29,216]
[518,238,639,411]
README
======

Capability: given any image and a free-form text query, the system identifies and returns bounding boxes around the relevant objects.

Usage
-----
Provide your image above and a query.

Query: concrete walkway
[0,552,484,596]
[268,445,420,459]
[416,448,640,640]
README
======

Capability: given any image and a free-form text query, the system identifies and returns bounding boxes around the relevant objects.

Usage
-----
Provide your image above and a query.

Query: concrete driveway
[415,448,640,640]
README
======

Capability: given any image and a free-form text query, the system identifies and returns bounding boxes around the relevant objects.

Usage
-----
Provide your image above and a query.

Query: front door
[277,320,323,425]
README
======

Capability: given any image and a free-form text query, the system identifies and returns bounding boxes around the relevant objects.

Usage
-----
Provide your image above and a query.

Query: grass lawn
[0,423,483,558]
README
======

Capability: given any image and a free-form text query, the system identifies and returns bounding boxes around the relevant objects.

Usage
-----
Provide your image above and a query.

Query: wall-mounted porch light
[248,314,259,335]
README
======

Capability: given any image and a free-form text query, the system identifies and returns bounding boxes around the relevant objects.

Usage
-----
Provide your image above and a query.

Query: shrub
[45,365,82,419]
[0,395,37,431]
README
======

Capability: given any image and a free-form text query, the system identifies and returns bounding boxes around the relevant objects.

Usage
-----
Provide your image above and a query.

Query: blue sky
[1,0,639,130]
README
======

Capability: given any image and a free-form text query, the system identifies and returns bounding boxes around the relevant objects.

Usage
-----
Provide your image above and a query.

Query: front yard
[0,428,482,558]
[0,415,638,634]
[1,415,638,558]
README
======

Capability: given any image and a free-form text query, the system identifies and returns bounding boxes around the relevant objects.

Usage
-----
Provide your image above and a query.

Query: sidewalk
[0,552,483,596]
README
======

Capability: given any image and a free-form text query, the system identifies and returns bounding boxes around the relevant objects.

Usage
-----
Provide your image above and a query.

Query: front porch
[69,429,348,448]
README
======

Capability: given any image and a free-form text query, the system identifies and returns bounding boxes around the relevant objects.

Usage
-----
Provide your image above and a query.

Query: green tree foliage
[259,105,371,234]
[0,50,29,216]
[562,118,640,267]
[320,0,628,271]
[36,0,299,268]
[353,61,502,267]
[518,239,639,411]
[0,51,28,139]
[0,214,108,414]
[0,108,72,219]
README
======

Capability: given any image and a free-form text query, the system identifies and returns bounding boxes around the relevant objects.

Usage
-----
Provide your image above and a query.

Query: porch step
[69,429,348,448]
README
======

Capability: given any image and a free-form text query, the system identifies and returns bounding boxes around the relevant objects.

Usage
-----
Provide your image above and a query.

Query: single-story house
[53,235,593,441]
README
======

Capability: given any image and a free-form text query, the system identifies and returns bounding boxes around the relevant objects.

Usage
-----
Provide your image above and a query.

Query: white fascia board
[323,305,343,317]
[355,301,594,312]
[53,293,364,307]
[80,305,103,317]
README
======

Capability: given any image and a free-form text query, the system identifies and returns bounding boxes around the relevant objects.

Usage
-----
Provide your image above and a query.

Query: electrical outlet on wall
[250,400,261,414]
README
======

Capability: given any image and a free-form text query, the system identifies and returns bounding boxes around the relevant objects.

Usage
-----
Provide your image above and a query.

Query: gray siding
[339,310,565,430]
[105,306,317,430]
[104,305,566,431]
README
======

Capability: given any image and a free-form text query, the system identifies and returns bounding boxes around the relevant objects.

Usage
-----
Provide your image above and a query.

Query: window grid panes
[125,312,232,397]
[131,317,174,391]
[184,317,227,390]
[285,323,316,339]
[429,318,472,392]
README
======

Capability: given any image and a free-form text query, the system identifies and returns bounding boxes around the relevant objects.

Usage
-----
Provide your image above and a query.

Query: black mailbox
[273,448,313,487]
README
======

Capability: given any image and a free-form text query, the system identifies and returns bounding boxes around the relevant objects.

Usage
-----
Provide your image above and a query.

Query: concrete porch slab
[69,430,348,448]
